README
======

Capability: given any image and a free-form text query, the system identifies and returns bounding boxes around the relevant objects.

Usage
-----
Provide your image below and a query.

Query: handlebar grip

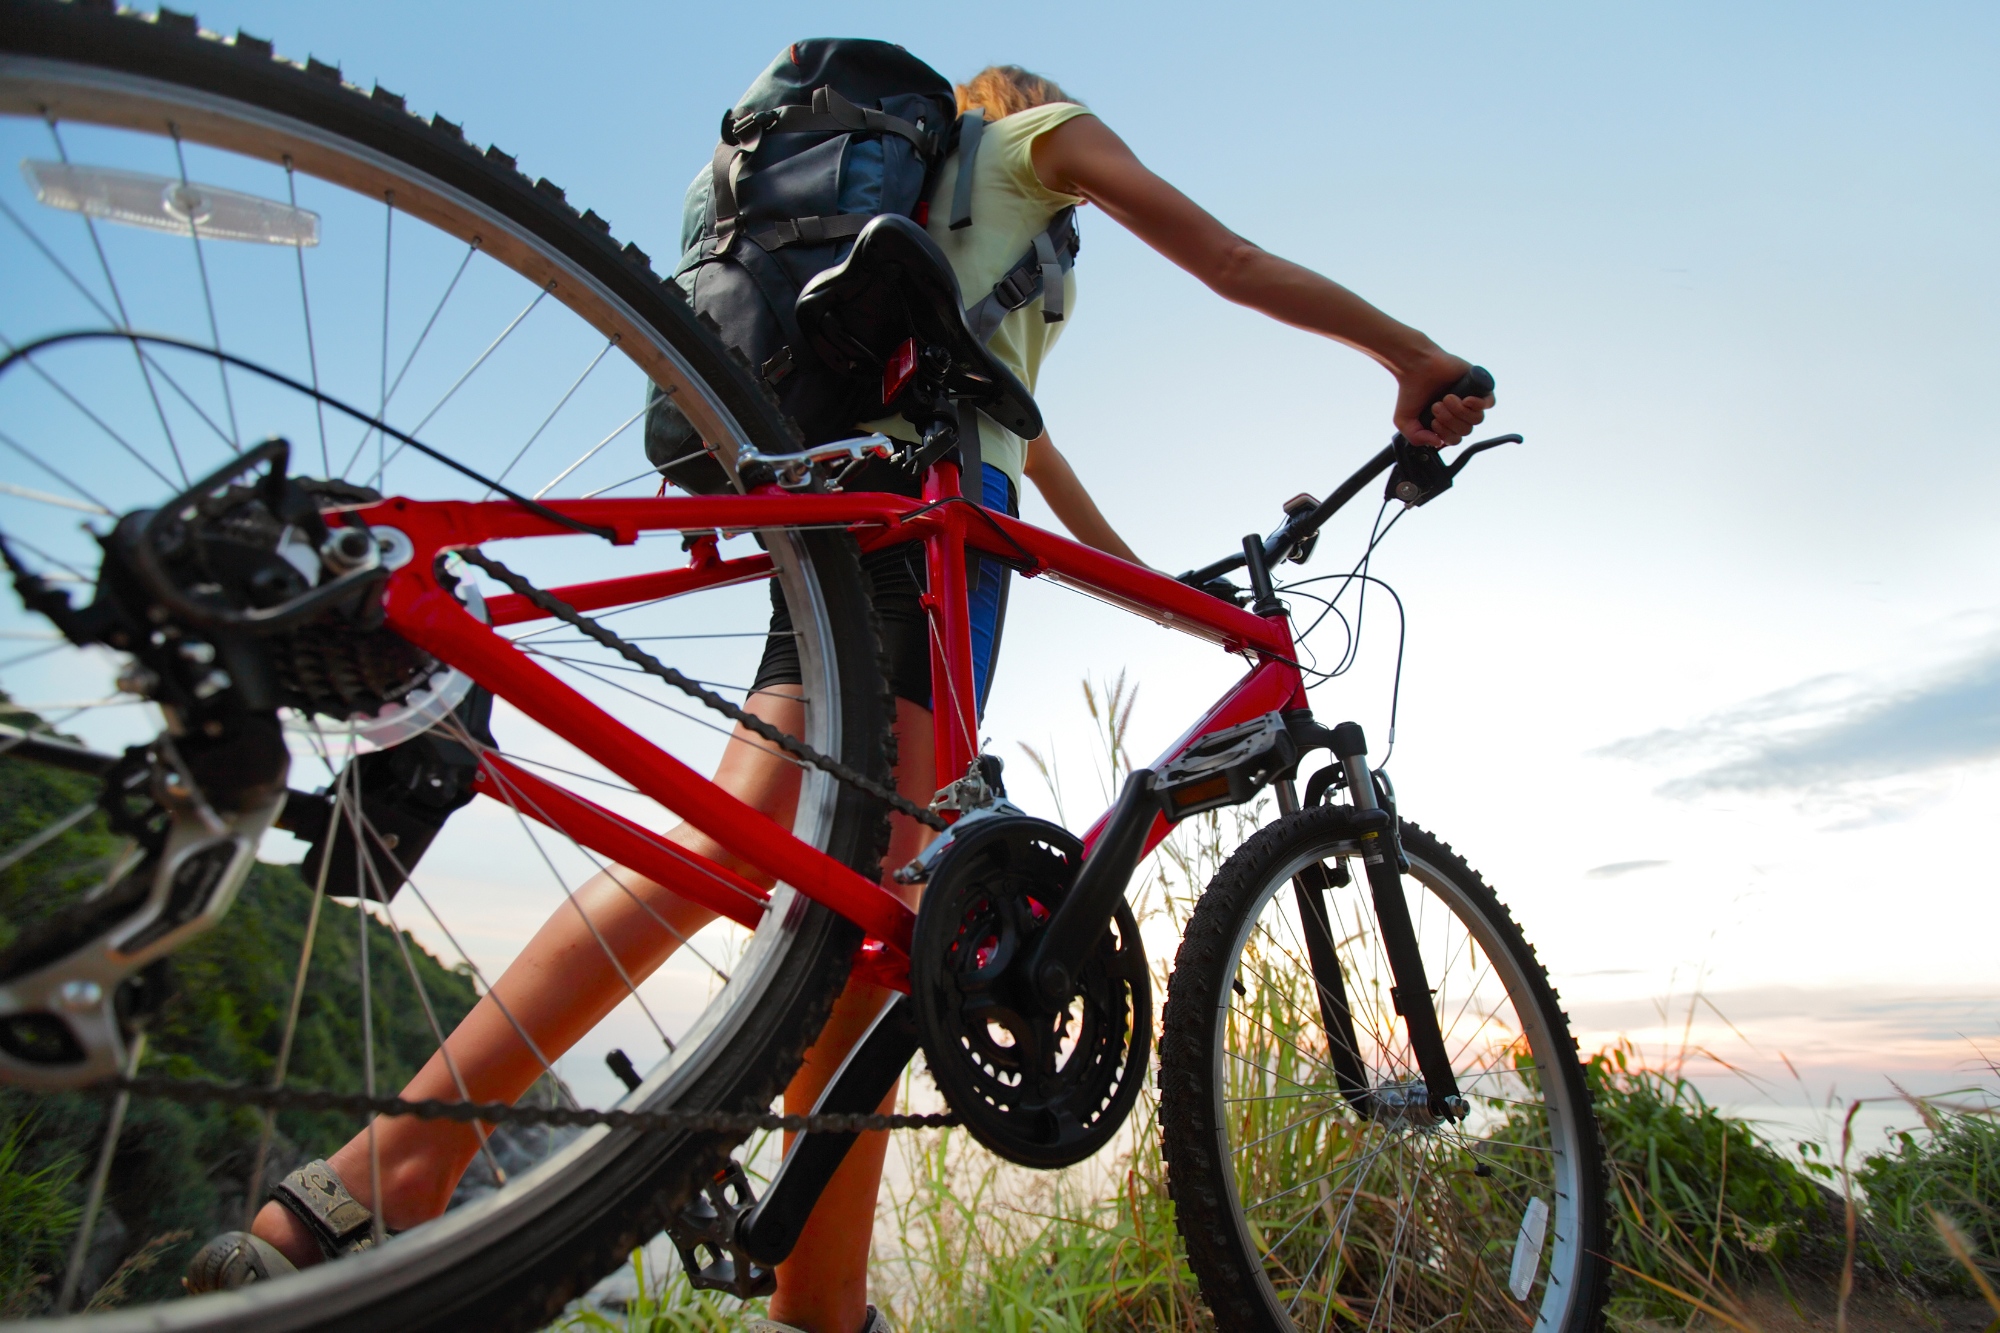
[1415,365,1495,432]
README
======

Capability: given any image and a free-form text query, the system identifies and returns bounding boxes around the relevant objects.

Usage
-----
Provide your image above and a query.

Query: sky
[5,0,1997,1132]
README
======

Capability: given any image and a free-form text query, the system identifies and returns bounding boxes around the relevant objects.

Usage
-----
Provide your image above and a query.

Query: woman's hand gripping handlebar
[1176,367,1517,596]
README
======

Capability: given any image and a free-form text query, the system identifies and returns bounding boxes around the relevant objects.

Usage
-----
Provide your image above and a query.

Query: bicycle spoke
[345,237,477,472]
[0,346,177,495]
[444,714,748,982]
[0,479,110,516]
[368,283,550,480]
[243,757,339,1226]
[282,158,330,474]
[43,117,186,484]
[490,337,616,494]
[366,849,510,1185]
[533,400,648,499]
[56,1031,146,1312]
[169,127,240,448]
[337,772,387,1246]
[0,798,96,875]
[578,464,665,499]
[474,756,674,1050]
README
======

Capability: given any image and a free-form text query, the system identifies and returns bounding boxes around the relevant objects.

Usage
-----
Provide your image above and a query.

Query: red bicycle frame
[358,459,1307,989]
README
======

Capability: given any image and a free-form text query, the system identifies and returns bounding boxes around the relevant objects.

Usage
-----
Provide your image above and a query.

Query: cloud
[1596,638,2000,816]
[1585,859,1671,879]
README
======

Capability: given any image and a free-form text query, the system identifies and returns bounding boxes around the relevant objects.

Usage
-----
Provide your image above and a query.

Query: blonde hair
[954,65,1077,120]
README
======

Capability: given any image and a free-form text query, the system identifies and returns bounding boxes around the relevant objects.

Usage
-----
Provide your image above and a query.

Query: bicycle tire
[0,3,896,1326]
[1160,809,1609,1332]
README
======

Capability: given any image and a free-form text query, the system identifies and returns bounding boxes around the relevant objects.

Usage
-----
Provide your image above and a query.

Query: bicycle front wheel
[0,4,894,1326]
[1161,809,1609,1332]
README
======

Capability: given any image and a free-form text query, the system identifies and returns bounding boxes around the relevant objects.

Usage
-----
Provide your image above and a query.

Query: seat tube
[923,460,980,786]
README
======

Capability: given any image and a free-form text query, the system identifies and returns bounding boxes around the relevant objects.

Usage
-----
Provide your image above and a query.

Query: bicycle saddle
[795,214,1044,440]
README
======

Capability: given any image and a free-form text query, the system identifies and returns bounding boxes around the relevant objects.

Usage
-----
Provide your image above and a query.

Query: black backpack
[647,38,1080,493]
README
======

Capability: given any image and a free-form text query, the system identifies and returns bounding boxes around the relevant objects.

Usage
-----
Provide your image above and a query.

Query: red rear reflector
[883,337,917,404]
[914,201,930,226]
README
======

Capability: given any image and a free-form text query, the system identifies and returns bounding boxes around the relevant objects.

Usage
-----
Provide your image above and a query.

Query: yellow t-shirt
[862,101,1090,487]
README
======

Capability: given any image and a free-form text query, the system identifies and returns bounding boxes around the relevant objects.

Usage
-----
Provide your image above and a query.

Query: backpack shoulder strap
[963,207,1081,343]
[947,108,985,231]
[736,86,941,155]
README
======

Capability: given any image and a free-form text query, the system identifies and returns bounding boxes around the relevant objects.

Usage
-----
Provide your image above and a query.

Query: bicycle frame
[357,458,1308,989]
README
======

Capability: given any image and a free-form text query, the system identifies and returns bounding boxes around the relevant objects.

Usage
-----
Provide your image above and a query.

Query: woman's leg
[250,692,810,1263]
[764,697,935,1333]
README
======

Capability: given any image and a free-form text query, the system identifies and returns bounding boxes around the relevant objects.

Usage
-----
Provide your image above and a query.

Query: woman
[196,63,1492,1333]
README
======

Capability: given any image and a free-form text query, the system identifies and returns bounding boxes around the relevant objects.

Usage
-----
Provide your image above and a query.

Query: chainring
[910,815,1151,1169]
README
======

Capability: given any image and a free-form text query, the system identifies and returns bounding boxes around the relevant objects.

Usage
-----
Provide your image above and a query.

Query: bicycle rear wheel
[1160,809,1609,1332]
[0,4,892,1325]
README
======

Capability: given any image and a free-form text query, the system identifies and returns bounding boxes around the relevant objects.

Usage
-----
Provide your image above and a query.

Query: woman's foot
[183,1231,296,1292]
[190,1159,385,1287]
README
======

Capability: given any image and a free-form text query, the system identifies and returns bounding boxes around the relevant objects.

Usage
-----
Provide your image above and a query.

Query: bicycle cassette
[909,815,1150,1169]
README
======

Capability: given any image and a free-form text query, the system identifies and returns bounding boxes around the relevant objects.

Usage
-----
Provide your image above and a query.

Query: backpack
[647,38,1080,493]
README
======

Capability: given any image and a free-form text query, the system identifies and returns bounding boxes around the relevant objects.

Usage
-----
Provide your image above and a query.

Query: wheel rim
[1210,832,1592,1331]
[0,31,853,1318]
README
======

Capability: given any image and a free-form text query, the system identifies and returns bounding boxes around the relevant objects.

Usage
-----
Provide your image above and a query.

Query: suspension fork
[1325,722,1464,1119]
[1275,780,1373,1110]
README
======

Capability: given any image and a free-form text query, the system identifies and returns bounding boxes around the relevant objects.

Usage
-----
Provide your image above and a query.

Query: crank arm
[737,996,920,1266]
[1329,722,1465,1119]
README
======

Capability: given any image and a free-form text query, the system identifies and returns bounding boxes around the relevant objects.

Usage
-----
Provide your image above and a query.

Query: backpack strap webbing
[728,86,941,157]
[957,401,983,500]
[709,138,749,252]
[963,207,1080,342]
[948,108,985,231]
[748,212,874,252]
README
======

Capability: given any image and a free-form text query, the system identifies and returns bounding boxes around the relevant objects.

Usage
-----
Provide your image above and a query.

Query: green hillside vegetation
[1,736,477,1312]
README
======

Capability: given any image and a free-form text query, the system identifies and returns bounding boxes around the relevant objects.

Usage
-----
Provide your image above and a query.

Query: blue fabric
[967,462,1013,715]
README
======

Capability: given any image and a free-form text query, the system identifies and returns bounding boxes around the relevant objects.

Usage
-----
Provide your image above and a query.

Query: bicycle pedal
[666,1159,774,1299]
[1154,713,1299,821]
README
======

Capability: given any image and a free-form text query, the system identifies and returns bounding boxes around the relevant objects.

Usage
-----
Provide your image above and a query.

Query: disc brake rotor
[909,815,1150,1169]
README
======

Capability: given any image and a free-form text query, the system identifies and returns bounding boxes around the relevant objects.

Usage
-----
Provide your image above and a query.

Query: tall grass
[1857,1099,2000,1297]
[1585,1042,1844,1323]
[560,674,2000,1330]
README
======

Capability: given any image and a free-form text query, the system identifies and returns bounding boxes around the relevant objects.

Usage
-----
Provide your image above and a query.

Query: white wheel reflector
[24,160,320,246]
[1509,1195,1550,1300]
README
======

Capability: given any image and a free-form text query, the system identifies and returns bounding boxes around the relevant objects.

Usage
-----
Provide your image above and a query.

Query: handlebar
[1176,366,1512,593]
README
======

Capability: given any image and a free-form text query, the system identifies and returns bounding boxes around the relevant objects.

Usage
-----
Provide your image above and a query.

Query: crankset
[909,814,1150,1169]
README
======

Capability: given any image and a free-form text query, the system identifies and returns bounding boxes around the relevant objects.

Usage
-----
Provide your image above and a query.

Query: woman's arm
[1021,430,1145,566]
[1031,115,1492,447]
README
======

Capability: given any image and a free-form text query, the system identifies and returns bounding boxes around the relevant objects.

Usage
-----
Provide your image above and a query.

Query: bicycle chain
[98,1075,958,1135]
[458,548,947,832]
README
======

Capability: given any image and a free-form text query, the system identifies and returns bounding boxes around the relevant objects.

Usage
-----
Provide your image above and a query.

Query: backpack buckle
[990,267,1039,312]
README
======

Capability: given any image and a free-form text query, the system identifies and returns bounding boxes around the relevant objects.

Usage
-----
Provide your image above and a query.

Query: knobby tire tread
[1158,810,1610,1333]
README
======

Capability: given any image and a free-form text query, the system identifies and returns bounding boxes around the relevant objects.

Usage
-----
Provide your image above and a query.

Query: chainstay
[458,548,947,831]
[95,1074,957,1134]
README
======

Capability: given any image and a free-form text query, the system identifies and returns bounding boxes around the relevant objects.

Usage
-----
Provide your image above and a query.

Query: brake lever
[1446,433,1523,480]
[1386,432,1524,508]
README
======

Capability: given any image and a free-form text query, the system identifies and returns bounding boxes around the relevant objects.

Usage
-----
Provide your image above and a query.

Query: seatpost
[1330,721,1465,1120]
[1240,534,1285,618]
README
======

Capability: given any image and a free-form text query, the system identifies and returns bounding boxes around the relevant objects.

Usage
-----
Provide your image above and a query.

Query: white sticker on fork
[1508,1196,1550,1300]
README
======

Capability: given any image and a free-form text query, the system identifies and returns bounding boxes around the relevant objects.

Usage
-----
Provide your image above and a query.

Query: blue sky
[7,0,1998,1111]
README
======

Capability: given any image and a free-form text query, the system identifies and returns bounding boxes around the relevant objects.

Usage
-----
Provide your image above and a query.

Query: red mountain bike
[0,6,1607,1329]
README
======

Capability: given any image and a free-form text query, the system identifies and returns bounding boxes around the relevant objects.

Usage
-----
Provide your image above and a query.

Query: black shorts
[750,459,1017,715]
